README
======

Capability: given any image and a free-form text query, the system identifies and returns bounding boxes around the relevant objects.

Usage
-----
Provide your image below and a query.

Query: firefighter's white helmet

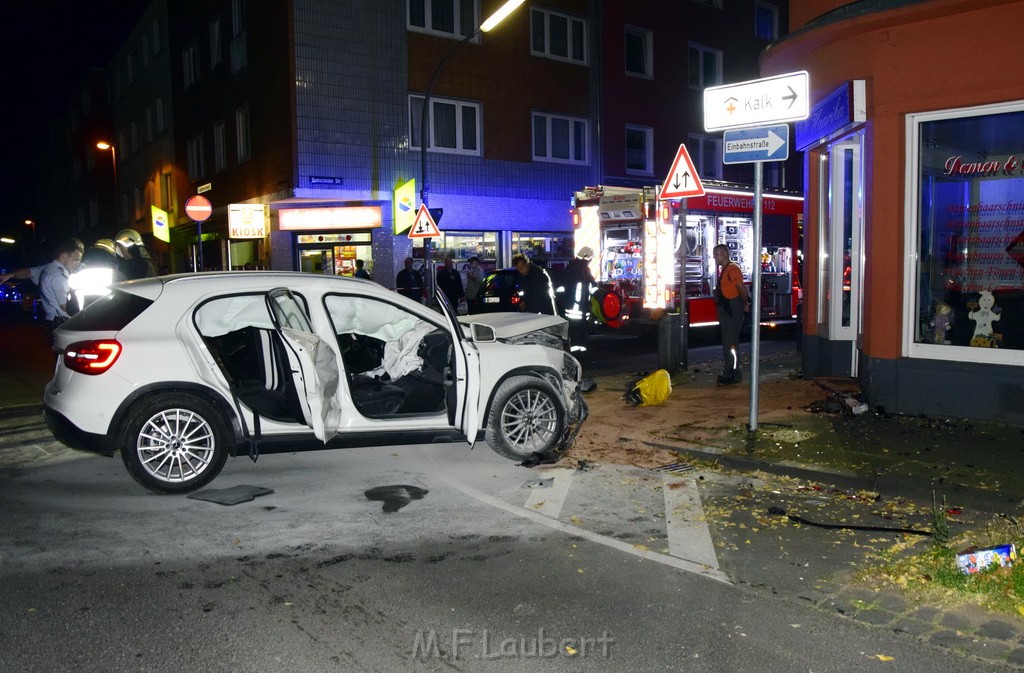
[577,246,594,260]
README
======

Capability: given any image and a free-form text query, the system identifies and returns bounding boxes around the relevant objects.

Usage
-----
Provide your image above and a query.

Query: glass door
[817,133,864,375]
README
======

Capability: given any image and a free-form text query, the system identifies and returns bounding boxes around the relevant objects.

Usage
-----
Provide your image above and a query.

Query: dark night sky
[2,1,148,243]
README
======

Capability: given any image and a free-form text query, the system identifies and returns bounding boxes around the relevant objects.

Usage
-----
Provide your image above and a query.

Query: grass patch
[864,516,1024,616]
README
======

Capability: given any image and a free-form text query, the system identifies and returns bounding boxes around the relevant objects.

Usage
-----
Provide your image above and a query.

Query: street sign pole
[748,162,763,433]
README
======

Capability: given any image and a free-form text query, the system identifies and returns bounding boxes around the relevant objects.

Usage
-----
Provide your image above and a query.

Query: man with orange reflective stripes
[713,244,751,385]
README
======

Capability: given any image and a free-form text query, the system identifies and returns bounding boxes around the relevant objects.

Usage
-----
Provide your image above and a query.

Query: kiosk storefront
[276,205,382,277]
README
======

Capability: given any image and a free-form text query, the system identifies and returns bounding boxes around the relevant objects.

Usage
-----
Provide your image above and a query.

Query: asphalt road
[0,438,1008,672]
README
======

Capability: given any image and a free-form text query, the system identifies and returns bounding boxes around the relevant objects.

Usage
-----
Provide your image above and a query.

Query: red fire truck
[571,182,804,327]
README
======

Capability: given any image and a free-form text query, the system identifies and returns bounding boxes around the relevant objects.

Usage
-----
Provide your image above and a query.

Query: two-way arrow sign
[723,125,790,164]
[659,144,705,200]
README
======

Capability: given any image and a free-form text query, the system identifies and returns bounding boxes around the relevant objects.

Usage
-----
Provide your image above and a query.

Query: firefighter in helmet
[564,246,596,352]
[115,229,157,280]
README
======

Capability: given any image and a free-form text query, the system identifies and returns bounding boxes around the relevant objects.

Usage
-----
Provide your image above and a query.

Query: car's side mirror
[471,323,495,343]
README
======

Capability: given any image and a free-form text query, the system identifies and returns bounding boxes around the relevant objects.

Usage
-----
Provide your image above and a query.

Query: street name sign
[723,125,790,164]
[658,144,705,200]
[704,71,810,132]
[408,204,441,238]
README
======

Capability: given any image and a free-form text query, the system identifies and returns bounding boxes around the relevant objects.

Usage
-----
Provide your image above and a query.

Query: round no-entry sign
[184,195,213,223]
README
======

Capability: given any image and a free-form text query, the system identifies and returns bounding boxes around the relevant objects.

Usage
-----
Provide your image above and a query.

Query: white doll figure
[968,290,1000,348]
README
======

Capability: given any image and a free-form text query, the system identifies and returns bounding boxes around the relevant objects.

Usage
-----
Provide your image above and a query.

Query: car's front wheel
[485,376,565,461]
[119,392,231,494]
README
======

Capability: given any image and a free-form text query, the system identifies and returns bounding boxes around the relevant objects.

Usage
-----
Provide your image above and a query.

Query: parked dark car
[475,269,524,313]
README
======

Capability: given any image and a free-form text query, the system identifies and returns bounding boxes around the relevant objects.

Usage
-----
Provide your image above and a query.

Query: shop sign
[228,203,267,239]
[279,206,382,231]
[393,178,417,235]
[795,80,866,151]
[151,205,170,243]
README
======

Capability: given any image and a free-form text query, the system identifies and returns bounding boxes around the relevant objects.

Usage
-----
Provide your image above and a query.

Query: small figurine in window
[968,290,1001,348]
[930,302,953,344]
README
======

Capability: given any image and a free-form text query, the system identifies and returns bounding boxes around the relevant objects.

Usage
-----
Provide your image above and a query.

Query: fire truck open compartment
[572,183,804,329]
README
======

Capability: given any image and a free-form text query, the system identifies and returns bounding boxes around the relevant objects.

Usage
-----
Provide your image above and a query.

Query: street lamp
[418,0,525,297]
[96,141,118,226]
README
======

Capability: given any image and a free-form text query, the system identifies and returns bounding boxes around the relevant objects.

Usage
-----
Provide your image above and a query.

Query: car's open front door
[266,288,341,442]
[435,289,480,445]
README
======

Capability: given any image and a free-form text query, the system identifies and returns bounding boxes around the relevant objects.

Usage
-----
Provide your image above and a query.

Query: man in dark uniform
[396,257,425,302]
[512,254,556,315]
[435,256,464,310]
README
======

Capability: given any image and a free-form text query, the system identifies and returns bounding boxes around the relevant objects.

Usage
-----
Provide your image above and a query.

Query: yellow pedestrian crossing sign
[408,204,441,238]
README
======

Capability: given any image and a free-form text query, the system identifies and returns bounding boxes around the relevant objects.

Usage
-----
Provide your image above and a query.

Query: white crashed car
[44,272,587,493]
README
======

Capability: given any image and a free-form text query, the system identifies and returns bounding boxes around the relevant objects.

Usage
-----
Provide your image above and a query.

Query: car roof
[112,271,405,304]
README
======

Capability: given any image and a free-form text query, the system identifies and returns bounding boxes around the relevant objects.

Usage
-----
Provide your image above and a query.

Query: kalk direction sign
[704,71,809,132]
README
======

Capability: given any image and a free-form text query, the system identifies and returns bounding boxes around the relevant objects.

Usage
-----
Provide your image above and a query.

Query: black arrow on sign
[782,85,798,109]
[673,172,690,189]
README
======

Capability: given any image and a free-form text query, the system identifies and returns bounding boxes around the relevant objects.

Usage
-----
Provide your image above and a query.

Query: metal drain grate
[654,462,694,475]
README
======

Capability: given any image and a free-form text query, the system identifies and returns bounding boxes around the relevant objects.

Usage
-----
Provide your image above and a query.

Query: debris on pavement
[956,544,1017,574]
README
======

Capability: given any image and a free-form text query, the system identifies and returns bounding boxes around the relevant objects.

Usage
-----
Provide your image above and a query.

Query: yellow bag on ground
[625,369,672,407]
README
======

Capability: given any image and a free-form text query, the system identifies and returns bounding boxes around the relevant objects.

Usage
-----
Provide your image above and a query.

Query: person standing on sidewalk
[463,256,483,314]
[713,243,751,385]
[396,257,425,303]
[1,237,85,339]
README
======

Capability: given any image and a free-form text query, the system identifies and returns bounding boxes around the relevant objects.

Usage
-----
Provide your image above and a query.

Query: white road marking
[439,472,730,584]
[522,467,575,518]
[662,474,720,570]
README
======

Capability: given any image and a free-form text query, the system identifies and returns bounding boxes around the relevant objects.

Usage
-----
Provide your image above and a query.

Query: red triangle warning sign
[659,144,705,200]
[407,204,441,238]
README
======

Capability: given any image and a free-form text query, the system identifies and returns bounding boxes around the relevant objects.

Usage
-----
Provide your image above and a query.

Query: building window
[755,2,779,41]
[187,134,205,181]
[155,96,167,133]
[126,53,135,85]
[531,8,586,65]
[910,104,1024,357]
[117,131,127,160]
[210,16,222,68]
[113,71,122,99]
[409,95,480,155]
[141,34,151,68]
[532,112,588,164]
[133,187,144,222]
[688,43,722,89]
[231,0,245,36]
[624,26,652,79]
[235,105,251,162]
[145,108,154,143]
[130,121,140,154]
[182,44,200,89]
[152,18,161,54]
[213,120,227,172]
[625,125,653,175]
[160,171,173,212]
[688,133,722,179]
[691,0,722,7]
[407,0,476,39]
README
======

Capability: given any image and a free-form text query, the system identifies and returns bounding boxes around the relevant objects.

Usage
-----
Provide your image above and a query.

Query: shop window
[624,26,652,79]
[512,233,574,270]
[409,95,480,155]
[531,7,587,65]
[533,112,588,164]
[911,105,1024,356]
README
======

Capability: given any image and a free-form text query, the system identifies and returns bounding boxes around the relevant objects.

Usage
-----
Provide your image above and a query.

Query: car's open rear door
[266,288,341,442]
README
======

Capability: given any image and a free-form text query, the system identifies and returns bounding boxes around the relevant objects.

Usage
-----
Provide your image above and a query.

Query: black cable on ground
[767,505,932,536]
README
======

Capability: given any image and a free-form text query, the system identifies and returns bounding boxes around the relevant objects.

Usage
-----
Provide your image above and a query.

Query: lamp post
[96,142,118,227]
[418,0,525,300]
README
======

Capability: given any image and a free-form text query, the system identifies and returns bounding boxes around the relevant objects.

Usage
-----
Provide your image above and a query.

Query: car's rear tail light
[64,340,122,375]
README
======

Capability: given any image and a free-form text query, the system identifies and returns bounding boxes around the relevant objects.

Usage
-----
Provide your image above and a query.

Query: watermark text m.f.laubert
[412,628,614,660]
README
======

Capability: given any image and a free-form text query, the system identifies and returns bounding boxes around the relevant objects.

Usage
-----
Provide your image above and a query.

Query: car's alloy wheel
[120,392,230,494]
[485,376,565,461]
